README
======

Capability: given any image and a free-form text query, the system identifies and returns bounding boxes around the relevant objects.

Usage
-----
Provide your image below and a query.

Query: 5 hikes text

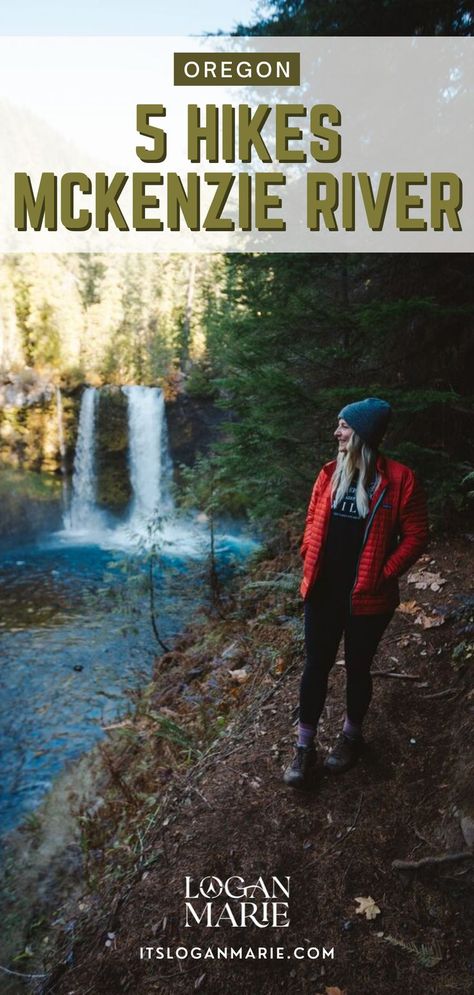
[14,103,463,235]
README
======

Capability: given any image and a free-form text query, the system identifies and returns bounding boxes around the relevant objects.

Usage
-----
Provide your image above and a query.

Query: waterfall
[60,384,175,547]
[123,386,172,535]
[66,387,99,532]
[56,386,69,511]
[54,384,254,558]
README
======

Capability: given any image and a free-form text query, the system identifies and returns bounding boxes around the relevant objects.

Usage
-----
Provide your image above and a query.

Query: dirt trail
[40,537,474,995]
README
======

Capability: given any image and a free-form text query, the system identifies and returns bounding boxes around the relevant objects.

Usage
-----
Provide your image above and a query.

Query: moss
[0,462,62,538]
[95,389,131,511]
[0,462,60,501]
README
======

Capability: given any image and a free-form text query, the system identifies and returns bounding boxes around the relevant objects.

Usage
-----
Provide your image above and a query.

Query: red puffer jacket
[300,454,429,614]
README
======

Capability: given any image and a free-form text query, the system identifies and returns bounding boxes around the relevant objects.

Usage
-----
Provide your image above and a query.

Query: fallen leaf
[325,987,347,995]
[414,612,445,629]
[407,570,447,592]
[228,667,249,682]
[398,600,420,615]
[355,895,381,920]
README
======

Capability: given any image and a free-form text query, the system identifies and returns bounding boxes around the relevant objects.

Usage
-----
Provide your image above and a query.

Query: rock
[0,373,54,409]
[166,394,227,472]
[460,813,474,848]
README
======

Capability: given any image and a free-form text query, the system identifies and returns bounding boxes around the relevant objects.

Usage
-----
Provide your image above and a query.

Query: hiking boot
[324,733,364,773]
[283,745,316,789]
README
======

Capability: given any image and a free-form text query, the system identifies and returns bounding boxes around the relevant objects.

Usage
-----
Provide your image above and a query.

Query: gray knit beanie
[338,397,392,449]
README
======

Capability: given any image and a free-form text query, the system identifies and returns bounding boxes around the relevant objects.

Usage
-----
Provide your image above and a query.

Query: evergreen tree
[200,253,474,525]
[236,0,472,36]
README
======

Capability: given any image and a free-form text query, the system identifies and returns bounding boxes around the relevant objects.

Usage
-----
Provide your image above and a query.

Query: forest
[1,250,473,528]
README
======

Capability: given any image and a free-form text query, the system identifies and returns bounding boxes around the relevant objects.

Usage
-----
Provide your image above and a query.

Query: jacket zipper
[349,486,387,615]
[306,487,332,595]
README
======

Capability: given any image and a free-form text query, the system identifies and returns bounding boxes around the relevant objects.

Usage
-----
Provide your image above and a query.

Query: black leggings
[299,583,393,727]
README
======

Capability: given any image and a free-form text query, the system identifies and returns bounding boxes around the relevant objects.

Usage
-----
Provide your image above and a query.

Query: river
[0,385,256,836]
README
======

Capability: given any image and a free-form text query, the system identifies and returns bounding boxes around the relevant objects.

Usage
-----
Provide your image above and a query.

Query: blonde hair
[331,431,379,518]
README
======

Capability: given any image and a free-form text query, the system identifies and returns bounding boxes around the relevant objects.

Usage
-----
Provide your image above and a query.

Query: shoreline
[0,744,109,993]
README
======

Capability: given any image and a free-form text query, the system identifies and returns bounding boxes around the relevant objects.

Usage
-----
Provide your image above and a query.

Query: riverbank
[0,747,108,994]
[4,527,471,995]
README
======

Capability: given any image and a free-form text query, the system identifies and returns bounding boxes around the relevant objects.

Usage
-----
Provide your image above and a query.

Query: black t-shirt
[318,474,374,601]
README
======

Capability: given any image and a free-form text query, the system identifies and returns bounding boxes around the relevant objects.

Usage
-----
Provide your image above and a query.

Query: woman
[283,397,429,788]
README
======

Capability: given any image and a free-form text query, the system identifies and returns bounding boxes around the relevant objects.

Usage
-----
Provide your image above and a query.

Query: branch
[372,670,422,680]
[423,687,457,699]
[148,557,170,653]
[336,663,421,679]
[0,965,48,979]
[312,792,364,864]
[392,850,473,871]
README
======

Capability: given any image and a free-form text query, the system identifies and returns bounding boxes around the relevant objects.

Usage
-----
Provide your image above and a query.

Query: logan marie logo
[184,875,290,928]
